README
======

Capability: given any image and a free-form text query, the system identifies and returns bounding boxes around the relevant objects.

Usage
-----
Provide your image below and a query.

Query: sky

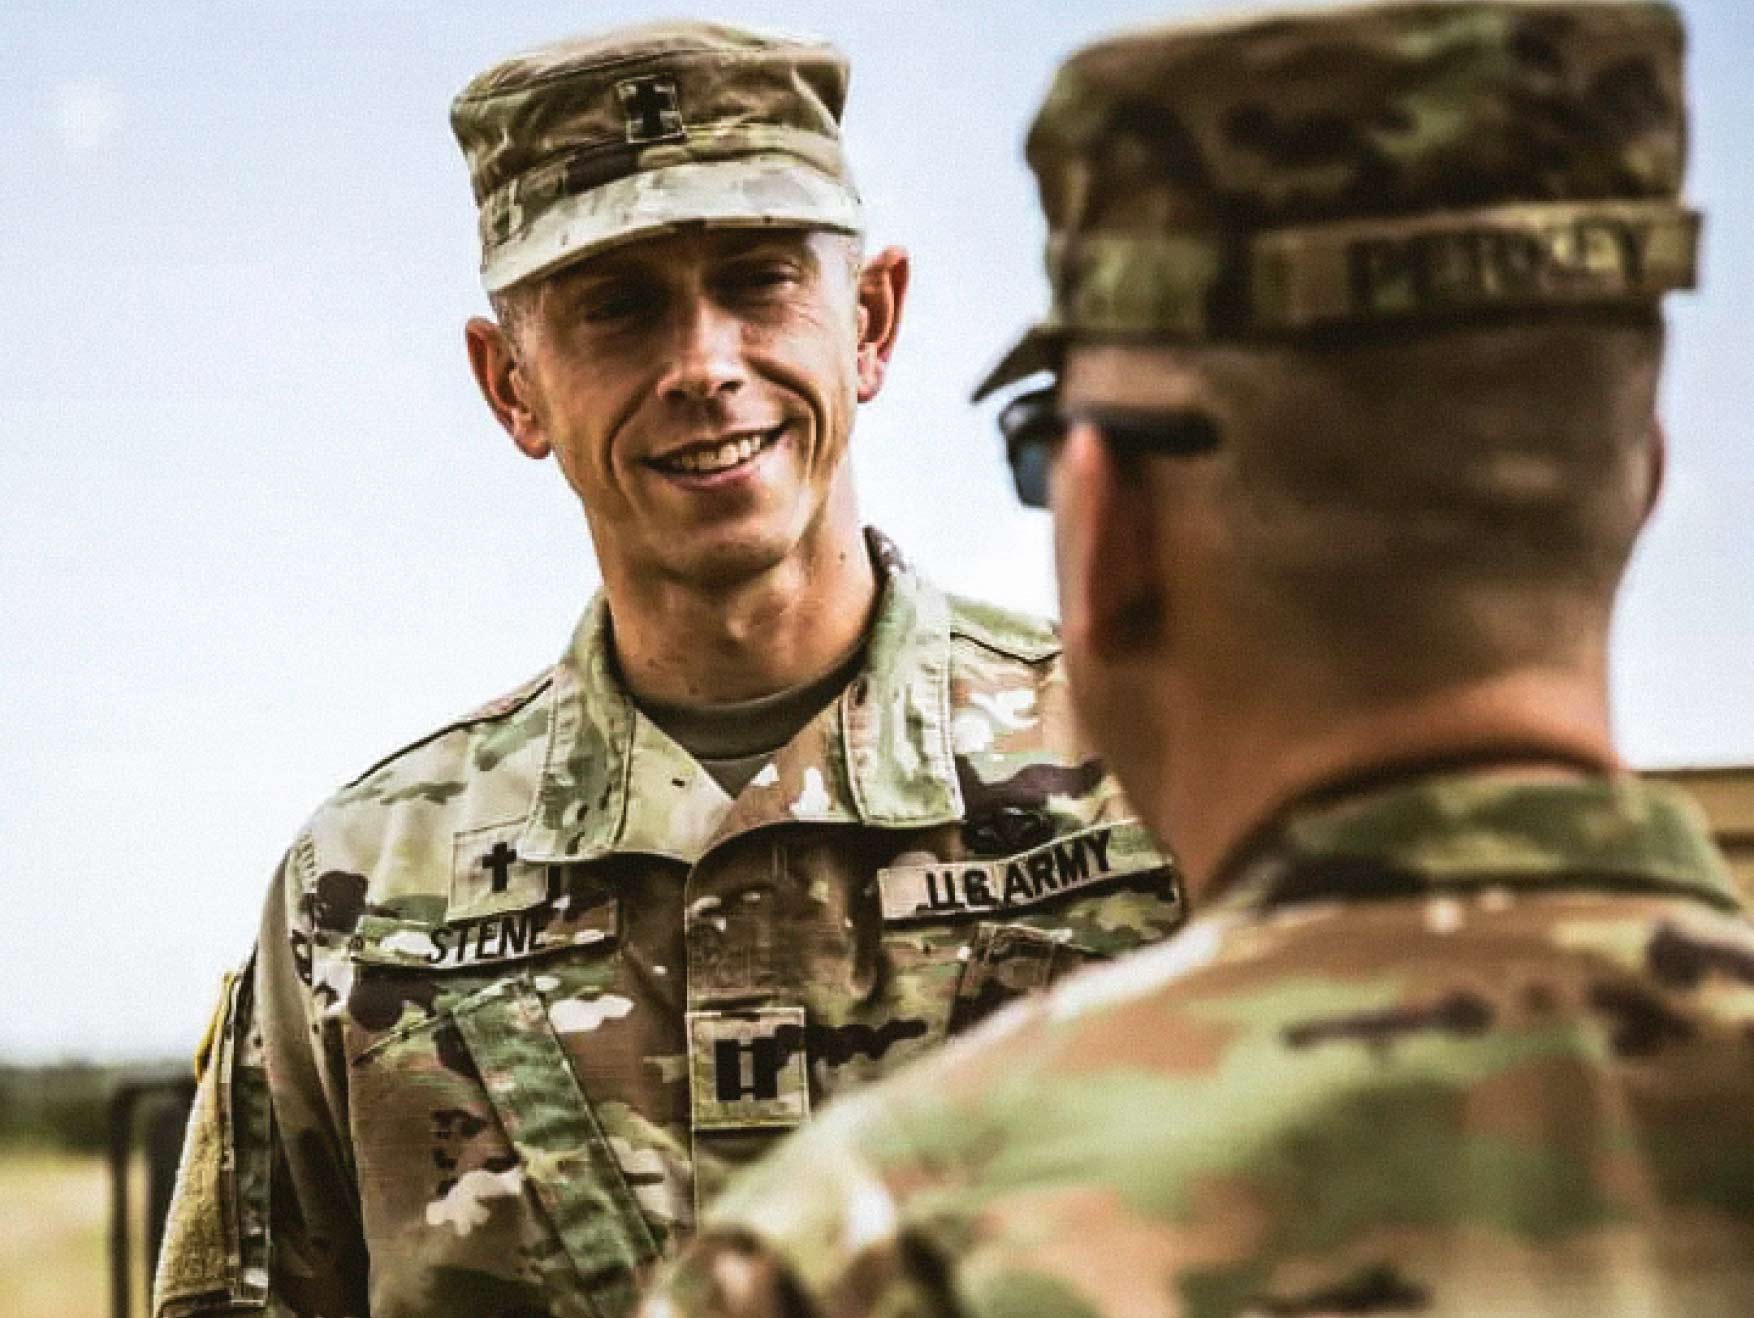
[5,0,1752,1062]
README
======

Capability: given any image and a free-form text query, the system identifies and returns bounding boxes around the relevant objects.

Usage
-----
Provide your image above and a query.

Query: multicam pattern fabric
[451,20,863,292]
[153,534,1182,1318]
[651,772,1754,1318]
[975,0,1698,397]
[153,963,271,1312]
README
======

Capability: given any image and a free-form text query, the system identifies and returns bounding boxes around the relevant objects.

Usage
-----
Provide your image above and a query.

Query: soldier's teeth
[670,432,768,473]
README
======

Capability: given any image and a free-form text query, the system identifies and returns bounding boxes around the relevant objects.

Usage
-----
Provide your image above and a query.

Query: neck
[1157,665,1620,900]
[601,494,877,706]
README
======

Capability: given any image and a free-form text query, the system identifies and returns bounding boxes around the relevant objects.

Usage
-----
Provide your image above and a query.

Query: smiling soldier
[150,20,1182,1318]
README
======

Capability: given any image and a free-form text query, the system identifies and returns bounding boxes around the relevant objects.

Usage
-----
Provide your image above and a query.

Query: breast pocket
[346,898,660,1318]
[878,819,1185,1037]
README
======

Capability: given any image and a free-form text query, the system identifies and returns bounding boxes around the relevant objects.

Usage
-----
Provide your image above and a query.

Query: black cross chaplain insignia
[617,75,685,145]
[448,827,553,919]
[479,842,568,903]
[480,841,516,893]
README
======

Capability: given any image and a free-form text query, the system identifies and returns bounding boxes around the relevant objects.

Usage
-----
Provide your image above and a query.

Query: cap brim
[483,155,863,293]
[970,325,1060,402]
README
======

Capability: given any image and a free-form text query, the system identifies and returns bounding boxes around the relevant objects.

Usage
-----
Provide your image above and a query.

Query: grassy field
[0,1149,114,1318]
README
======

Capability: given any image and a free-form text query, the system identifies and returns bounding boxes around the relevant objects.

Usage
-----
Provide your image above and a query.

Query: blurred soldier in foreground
[648,2,1754,1314]
[150,19,1181,1318]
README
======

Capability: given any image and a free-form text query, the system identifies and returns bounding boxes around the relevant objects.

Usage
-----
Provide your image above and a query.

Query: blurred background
[5,1,1751,1311]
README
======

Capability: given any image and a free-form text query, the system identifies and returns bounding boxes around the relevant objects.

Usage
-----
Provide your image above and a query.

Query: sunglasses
[997,386,1222,508]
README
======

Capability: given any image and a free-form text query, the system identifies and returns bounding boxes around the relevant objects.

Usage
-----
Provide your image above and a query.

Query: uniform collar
[1210,769,1742,917]
[517,530,963,863]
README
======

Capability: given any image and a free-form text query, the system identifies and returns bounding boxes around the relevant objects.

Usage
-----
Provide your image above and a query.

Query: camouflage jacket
[651,771,1754,1318]
[153,539,1183,1318]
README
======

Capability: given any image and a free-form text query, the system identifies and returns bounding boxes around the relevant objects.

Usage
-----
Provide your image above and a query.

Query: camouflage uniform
[152,536,1182,1318]
[153,23,1181,1318]
[655,772,1754,1316]
[646,3,1754,1315]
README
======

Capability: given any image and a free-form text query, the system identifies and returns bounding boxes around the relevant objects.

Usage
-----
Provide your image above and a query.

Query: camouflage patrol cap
[975,0,1700,399]
[452,21,863,293]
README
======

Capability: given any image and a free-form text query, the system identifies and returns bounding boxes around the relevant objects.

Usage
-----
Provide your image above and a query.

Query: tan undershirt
[639,640,868,797]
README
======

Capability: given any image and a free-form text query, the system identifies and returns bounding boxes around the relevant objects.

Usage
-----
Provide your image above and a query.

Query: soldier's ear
[854,245,909,403]
[1054,423,1169,665]
[466,316,550,460]
[1641,413,1666,526]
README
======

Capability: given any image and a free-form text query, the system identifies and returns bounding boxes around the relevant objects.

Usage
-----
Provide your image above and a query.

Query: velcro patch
[878,820,1170,923]
[617,74,685,145]
[1251,200,1699,330]
[350,897,617,972]
[450,823,555,920]
[687,1007,810,1132]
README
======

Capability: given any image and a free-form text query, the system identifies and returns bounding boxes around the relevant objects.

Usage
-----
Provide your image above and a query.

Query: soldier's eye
[723,261,800,298]
[589,296,649,323]
[576,281,660,323]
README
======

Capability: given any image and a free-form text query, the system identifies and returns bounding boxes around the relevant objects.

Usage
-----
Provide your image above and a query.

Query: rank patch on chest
[877,820,1175,923]
[686,1007,810,1132]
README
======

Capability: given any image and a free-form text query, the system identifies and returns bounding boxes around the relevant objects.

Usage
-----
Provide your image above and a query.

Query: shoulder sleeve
[153,846,370,1318]
[644,1092,966,1318]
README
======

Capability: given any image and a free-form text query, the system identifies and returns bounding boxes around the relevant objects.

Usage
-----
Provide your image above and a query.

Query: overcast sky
[6,0,1752,1062]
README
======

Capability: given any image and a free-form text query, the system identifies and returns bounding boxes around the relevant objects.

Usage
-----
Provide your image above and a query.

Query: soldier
[150,20,1182,1318]
[646,2,1754,1315]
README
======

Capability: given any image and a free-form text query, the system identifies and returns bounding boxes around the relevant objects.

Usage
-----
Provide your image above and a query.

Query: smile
[649,426,784,478]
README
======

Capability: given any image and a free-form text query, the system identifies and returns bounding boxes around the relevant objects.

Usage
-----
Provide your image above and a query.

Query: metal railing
[108,1073,196,1318]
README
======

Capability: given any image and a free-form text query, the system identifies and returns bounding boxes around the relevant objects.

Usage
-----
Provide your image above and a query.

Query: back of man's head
[1155,310,1663,694]
[985,0,1700,871]
[989,5,1683,691]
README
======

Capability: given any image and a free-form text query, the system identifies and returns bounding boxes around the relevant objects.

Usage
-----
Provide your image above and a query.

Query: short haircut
[1186,311,1665,694]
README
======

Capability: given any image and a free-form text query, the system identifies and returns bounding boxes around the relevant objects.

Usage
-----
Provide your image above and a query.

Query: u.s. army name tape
[877,820,1173,923]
